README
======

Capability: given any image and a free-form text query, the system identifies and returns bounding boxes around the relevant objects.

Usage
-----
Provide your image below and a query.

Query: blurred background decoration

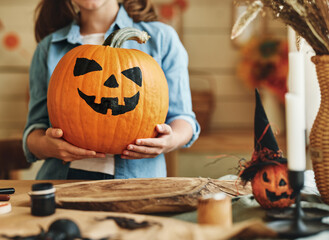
[156,0,189,38]
[237,37,289,103]
[231,0,268,48]
[158,0,188,20]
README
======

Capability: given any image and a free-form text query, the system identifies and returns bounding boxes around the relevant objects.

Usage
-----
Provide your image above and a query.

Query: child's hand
[45,128,106,162]
[121,124,176,159]
[28,128,106,162]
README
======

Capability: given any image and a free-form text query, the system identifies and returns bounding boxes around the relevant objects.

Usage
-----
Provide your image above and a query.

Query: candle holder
[266,170,329,238]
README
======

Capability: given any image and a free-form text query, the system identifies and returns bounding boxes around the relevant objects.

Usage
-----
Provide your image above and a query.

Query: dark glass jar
[29,183,56,216]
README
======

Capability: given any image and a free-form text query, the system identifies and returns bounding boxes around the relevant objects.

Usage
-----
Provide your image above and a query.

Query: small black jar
[29,183,56,216]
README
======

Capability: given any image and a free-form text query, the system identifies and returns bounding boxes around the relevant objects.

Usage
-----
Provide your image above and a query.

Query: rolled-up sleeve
[23,42,50,162]
[161,26,200,148]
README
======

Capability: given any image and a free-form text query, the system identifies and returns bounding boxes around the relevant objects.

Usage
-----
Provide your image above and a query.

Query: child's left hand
[121,124,176,159]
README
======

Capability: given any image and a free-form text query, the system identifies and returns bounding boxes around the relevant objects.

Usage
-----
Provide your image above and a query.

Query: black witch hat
[239,89,287,182]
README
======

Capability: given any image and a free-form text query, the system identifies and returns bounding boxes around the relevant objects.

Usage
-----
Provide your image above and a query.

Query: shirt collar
[51,22,80,44]
[114,4,134,29]
[51,4,133,44]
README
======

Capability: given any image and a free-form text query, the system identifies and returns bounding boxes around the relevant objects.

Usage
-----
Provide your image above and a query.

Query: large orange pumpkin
[251,163,295,209]
[47,28,169,154]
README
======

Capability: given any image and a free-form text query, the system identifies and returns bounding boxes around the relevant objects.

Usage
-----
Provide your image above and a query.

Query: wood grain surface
[55,177,251,213]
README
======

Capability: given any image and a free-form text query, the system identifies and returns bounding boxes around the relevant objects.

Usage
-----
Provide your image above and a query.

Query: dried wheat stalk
[232,0,329,55]
[263,0,329,54]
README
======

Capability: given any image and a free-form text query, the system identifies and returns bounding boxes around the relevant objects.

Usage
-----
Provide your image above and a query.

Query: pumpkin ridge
[118,50,130,148]
[65,49,83,146]
[142,59,155,139]
[125,50,143,145]
[106,47,120,152]
[90,46,104,149]
[107,48,121,152]
[145,56,164,135]
[139,55,152,140]
[81,46,101,149]
[95,45,110,151]
[123,49,140,149]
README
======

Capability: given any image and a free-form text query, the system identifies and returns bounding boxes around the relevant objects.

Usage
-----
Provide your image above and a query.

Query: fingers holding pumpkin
[63,146,97,159]
[121,139,168,159]
[56,145,93,162]
[45,127,105,162]
[132,124,172,147]
[46,128,63,138]
[156,124,172,135]
[121,146,159,159]
[120,124,174,159]
[59,142,107,162]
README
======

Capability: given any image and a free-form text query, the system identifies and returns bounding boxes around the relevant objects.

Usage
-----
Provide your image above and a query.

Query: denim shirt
[23,5,200,180]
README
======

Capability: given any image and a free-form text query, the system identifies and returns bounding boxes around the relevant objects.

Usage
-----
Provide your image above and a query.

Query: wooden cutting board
[55,177,251,213]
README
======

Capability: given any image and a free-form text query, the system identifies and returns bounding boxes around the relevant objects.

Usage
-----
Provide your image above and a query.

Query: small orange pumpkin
[251,163,295,209]
[47,28,169,154]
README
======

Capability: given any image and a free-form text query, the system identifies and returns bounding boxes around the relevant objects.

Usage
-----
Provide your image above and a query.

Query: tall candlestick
[286,29,306,171]
[288,52,305,94]
[285,93,306,171]
[288,27,298,52]
[288,52,305,132]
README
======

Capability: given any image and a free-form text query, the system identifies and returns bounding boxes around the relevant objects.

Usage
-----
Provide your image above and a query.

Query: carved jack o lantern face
[47,43,169,154]
[251,164,295,209]
[74,57,142,116]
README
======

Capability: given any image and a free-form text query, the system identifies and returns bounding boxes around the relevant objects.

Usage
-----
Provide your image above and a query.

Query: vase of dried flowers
[309,55,329,204]
[231,0,329,204]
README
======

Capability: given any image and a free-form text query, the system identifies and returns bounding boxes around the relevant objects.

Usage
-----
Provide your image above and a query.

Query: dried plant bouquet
[231,0,329,55]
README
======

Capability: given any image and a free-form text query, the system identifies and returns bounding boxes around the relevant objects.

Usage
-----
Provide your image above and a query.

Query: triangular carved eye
[279,179,287,186]
[122,67,142,87]
[104,74,119,88]
[74,58,102,76]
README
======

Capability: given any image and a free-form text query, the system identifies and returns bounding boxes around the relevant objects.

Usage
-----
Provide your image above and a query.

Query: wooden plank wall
[0,0,38,139]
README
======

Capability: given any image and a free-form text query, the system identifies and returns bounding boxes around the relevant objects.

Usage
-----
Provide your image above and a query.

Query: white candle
[285,93,306,171]
[287,25,306,134]
[288,27,298,52]
[286,40,307,171]
[288,52,305,102]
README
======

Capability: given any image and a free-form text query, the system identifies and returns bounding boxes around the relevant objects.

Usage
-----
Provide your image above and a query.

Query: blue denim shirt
[23,5,200,180]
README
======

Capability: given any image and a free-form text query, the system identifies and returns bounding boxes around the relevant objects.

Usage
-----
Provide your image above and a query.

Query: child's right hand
[27,128,106,162]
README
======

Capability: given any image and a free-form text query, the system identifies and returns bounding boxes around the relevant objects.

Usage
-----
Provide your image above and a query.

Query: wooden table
[0,180,80,207]
[0,180,276,240]
[1,179,329,239]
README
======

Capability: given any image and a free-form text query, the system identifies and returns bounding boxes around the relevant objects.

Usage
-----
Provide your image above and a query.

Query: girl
[23,0,200,180]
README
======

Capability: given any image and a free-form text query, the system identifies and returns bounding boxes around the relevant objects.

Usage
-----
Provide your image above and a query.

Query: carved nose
[104,74,119,88]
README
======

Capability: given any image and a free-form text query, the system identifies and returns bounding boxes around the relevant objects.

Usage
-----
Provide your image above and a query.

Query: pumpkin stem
[103,27,150,48]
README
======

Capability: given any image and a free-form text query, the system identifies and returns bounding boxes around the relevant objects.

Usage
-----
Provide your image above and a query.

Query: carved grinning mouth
[265,189,289,202]
[78,88,140,116]
[73,58,143,116]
